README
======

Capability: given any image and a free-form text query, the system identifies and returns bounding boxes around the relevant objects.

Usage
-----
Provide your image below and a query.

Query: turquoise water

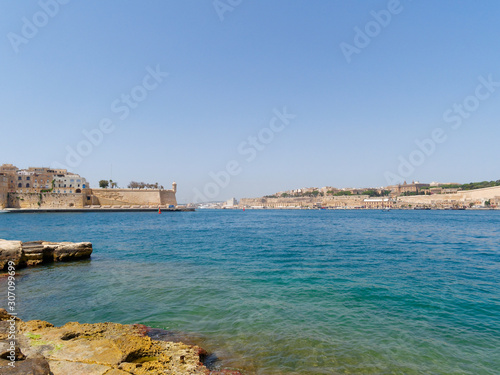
[1,210,499,374]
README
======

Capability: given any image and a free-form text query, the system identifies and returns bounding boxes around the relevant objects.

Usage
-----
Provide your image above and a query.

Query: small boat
[382,208,391,212]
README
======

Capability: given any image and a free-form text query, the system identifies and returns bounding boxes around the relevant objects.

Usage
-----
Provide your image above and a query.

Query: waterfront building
[224,197,238,207]
[388,181,430,195]
[0,164,87,194]
[0,163,178,209]
[53,173,88,194]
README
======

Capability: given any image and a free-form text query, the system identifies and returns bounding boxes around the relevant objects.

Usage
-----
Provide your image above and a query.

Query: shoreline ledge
[0,309,243,375]
[0,239,92,270]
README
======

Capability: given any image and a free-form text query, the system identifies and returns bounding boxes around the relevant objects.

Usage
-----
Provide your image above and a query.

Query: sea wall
[240,195,369,208]
[397,186,500,206]
[90,188,177,206]
[159,189,177,206]
[7,193,86,209]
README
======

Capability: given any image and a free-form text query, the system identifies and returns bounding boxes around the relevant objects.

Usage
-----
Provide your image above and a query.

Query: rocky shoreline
[1,241,245,373]
[0,309,242,375]
[0,239,92,270]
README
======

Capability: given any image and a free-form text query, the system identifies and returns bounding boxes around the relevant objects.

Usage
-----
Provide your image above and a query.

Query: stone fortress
[0,164,177,210]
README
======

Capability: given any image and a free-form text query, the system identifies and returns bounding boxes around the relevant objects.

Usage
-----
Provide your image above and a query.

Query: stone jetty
[0,240,92,270]
[0,309,242,375]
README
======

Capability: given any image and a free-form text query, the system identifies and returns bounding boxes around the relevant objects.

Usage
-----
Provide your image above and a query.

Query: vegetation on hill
[458,180,500,190]
[333,191,352,196]
[421,180,500,191]
[363,189,390,197]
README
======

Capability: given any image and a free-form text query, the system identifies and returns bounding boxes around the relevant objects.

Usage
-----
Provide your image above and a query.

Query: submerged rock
[0,240,92,270]
[0,309,241,375]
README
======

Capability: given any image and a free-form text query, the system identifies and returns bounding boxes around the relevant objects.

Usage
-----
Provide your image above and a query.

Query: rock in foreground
[0,239,92,270]
[0,309,241,375]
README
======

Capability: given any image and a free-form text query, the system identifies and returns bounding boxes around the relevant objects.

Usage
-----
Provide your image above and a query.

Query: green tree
[363,189,378,197]
[333,191,352,196]
[99,180,109,189]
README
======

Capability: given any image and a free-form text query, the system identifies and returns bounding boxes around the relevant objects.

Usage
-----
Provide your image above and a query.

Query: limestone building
[388,181,430,195]
[0,163,177,209]
[0,164,87,194]
[0,175,8,209]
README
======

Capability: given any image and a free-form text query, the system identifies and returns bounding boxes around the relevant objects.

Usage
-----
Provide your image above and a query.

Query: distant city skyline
[1,1,499,203]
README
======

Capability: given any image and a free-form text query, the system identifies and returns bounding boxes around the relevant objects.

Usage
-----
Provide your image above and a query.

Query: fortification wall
[397,186,500,206]
[240,197,313,207]
[458,186,500,200]
[90,189,176,206]
[0,176,8,209]
[322,195,368,207]
[159,190,177,206]
[7,193,86,209]
[240,195,369,208]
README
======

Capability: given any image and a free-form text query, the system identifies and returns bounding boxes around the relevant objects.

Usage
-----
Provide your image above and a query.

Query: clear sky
[1,1,499,203]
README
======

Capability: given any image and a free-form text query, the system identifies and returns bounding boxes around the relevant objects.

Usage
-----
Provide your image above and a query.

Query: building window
[26,177,30,181]
[18,183,22,188]
[18,176,21,180]
[26,183,30,188]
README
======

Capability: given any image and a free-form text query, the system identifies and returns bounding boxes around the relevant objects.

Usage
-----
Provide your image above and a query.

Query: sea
[0,209,499,374]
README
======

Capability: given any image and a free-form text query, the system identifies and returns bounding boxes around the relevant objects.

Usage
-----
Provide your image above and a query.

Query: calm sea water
[1,210,499,374]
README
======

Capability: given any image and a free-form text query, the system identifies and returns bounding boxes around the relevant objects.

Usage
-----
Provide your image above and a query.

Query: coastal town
[210,180,500,210]
[1,163,499,211]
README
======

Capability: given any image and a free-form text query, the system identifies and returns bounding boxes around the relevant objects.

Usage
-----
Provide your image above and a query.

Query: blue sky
[1,1,499,203]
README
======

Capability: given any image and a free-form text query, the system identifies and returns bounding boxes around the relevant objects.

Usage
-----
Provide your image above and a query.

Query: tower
[172,182,177,193]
